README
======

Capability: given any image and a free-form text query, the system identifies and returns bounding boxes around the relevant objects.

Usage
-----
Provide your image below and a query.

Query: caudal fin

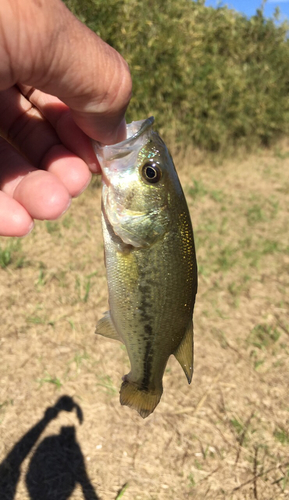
[120,379,162,418]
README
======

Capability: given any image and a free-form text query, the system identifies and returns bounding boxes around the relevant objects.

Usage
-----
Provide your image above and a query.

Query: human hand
[44,396,83,424]
[0,0,132,237]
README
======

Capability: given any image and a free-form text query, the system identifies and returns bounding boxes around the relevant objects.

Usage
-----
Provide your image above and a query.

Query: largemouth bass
[94,117,197,418]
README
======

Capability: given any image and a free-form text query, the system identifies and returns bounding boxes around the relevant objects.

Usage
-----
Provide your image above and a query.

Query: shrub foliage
[64,0,289,150]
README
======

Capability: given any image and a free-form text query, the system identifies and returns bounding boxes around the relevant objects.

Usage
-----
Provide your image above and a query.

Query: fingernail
[57,197,72,219]
[76,176,92,197]
[21,220,34,237]
[87,161,100,174]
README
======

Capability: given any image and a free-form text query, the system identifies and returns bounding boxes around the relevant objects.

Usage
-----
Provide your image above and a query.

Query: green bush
[64,0,289,151]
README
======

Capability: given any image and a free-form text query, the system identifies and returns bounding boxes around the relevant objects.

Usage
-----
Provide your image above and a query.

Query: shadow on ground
[0,395,99,500]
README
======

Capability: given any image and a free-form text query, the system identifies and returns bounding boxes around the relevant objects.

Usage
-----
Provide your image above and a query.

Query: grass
[0,239,26,269]
[96,375,117,396]
[187,179,208,199]
[274,428,289,446]
[246,204,266,225]
[45,221,60,235]
[37,372,63,390]
[0,147,288,499]
[0,247,11,268]
[215,245,238,272]
[246,324,283,370]
[73,351,90,370]
[188,473,196,487]
[247,324,281,350]
[115,483,129,499]
[75,271,98,303]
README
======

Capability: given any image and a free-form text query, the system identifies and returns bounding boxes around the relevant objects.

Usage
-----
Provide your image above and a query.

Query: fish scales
[94,117,197,418]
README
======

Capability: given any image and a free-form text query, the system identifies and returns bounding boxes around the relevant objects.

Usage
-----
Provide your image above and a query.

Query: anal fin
[95,311,123,343]
[174,322,194,383]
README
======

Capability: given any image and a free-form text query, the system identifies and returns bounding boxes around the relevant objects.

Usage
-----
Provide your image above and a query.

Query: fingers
[0,89,92,196]
[0,86,61,166]
[41,145,91,197]
[0,138,72,230]
[0,0,132,144]
[0,191,33,237]
[17,84,100,173]
[13,170,71,221]
[0,85,92,237]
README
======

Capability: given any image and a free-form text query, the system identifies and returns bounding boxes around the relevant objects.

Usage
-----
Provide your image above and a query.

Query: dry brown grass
[0,147,288,499]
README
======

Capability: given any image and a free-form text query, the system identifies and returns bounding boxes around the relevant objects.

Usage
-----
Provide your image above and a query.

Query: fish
[94,117,197,418]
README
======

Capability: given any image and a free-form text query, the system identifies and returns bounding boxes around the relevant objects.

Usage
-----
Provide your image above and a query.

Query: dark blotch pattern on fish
[138,278,155,391]
[141,338,153,391]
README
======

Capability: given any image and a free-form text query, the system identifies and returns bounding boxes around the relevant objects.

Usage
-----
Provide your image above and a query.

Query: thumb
[0,0,132,144]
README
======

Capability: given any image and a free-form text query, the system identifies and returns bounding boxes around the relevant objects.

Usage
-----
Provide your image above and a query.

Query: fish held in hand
[94,117,197,418]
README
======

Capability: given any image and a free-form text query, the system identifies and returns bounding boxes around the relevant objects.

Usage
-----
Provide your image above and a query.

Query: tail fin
[120,379,162,419]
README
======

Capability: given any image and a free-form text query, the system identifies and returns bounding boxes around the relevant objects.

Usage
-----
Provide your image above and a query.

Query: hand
[0,0,132,237]
[44,396,83,424]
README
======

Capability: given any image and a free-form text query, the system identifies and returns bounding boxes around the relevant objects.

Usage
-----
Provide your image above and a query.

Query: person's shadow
[0,395,100,500]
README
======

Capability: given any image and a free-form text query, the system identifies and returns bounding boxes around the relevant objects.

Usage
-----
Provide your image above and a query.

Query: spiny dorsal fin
[95,311,123,342]
[174,322,194,383]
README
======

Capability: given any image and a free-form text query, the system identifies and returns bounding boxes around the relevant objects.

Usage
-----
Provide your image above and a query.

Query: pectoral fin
[95,311,123,343]
[174,322,194,383]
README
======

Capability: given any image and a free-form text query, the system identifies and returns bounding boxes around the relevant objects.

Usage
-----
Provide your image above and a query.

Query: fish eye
[141,162,162,184]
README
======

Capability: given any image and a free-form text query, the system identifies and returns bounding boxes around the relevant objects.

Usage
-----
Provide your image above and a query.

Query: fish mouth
[117,116,154,149]
[93,117,155,165]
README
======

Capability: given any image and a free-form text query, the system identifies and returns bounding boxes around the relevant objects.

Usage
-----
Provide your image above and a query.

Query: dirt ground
[0,146,288,500]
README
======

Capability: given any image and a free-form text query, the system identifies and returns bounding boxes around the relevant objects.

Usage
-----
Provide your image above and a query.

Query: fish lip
[102,116,154,150]
[117,116,154,148]
[94,117,155,183]
[93,116,155,163]
[101,168,110,187]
